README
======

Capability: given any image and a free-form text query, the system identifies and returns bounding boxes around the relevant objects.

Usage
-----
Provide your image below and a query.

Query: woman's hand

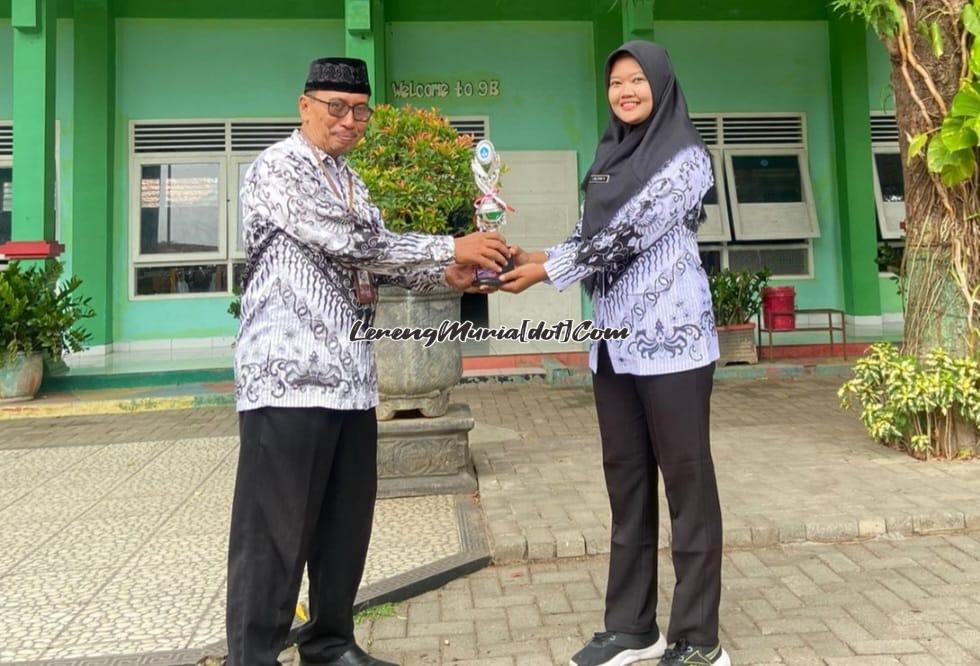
[499,263,548,294]
[509,246,549,267]
[509,245,531,267]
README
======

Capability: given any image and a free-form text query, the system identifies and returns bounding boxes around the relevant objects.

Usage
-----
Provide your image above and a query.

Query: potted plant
[708,268,770,366]
[348,105,477,420]
[0,261,95,402]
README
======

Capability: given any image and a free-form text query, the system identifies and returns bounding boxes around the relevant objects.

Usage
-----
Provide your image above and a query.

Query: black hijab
[581,41,705,241]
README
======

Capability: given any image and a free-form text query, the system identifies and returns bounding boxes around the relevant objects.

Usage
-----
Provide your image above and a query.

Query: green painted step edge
[542,361,856,387]
[40,360,855,393]
[40,366,235,392]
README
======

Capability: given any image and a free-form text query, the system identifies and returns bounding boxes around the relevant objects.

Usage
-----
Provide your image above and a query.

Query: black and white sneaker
[657,639,730,666]
[569,628,667,666]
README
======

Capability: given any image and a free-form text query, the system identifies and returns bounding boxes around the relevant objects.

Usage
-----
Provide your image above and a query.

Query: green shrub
[0,261,95,363]
[839,343,980,459]
[348,104,477,235]
[708,269,771,326]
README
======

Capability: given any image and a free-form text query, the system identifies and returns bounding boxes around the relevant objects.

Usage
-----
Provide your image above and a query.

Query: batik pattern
[235,131,455,411]
[543,145,719,375]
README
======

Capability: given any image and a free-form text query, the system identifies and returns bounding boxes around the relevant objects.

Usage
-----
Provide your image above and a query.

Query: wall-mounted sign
[391,79,501,100]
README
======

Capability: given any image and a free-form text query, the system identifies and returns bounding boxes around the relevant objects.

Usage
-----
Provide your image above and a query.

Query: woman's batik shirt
[544,145,719,375]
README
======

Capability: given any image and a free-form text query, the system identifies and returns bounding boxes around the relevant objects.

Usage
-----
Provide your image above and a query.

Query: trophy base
[475,256,515,287]
[474,275,502,287]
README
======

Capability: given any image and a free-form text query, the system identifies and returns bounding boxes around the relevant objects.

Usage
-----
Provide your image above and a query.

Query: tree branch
[960,23,969,81]
[897,29,938,124]
[932,173,957,216]
[899,4,950,116]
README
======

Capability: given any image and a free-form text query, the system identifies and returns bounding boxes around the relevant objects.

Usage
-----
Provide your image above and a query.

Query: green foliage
[917,1,980,186]
[348,105,478,236]
[965,3,980,37]
[830,0,902,38]
[0,261,95,364]
[228,283,241,320]
[839,343,980,458]
[834,0,980,186]
[917,19,945,58]
[708,269,771,327]
[876,241,906,296]
[907,131,929,164]
[354,602,398,625]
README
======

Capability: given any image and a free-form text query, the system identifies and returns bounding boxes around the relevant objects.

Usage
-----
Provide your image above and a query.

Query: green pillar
[829,16,882,319]
[593,0,623,137]
[345,0,386,105]
[622,0,655,42]
[11,0,57,242]
[71,0,115,346]
[584,1,629,321]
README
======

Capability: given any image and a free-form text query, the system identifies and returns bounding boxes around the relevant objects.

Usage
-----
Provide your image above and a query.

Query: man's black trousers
[226,406,377,666]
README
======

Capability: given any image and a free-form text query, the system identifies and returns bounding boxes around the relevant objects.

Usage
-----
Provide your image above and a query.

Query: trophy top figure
[471,140,510,232]
[471,140,515,286]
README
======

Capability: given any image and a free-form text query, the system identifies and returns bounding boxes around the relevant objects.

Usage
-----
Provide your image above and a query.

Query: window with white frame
[691,114,818,277]
[870,113,905,241]
[130,120,296,298]
[0,123,11,246]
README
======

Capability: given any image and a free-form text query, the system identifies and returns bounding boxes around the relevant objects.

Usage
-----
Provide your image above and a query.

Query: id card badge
[354,269,376,305]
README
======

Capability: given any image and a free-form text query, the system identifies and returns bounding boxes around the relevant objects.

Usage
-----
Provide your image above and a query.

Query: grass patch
[354,602,398,625]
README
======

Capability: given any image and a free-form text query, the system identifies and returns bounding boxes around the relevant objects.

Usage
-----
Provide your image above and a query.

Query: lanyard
[318,160,354,214]
[302,134,355,214]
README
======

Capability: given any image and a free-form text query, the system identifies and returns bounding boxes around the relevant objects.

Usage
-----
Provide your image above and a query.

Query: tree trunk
[882,1,980,458]
[887,0,979,359]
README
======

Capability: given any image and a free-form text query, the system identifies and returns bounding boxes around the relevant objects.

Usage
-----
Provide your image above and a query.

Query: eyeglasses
[304,95,374,122]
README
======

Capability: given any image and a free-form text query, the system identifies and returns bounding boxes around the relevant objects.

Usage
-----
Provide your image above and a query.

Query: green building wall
[111,19,345,342]
[867,30,894,113]
[386,21,598,181]
[1,9,906,348]
[658,20,842,311]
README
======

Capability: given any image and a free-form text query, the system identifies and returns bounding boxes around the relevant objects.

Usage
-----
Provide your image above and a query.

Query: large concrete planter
[717,323,758,366]
[0,352,44,403]
[374,285,463,421]
[377,403,477,498]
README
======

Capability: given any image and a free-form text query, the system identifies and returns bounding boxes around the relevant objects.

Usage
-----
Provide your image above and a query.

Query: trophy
[471,139,515,287]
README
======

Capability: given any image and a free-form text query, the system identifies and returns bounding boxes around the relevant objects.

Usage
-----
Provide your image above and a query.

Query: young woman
[501,41,728,666]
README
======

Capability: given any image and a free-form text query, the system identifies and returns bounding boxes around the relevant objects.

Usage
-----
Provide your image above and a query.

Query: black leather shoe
[304,645,398,666]
[194,658,284,666]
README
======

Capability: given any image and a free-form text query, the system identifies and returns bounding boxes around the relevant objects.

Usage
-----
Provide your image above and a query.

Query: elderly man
[226,57,507,666]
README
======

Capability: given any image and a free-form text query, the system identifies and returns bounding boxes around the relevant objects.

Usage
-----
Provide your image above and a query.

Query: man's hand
[445,263,498,294]
[454,231,510,271]
[499,263,548,294]
[445,263,476,291]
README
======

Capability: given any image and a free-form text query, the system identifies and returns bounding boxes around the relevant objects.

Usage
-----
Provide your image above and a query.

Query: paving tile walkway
[0,435,462,663]
[2,375,980,664]
[342,533,980,665]
[454,377,980,561]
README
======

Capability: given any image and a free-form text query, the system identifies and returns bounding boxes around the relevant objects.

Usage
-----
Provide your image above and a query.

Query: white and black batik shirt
[234,130,455,412]
[544,145,720,376]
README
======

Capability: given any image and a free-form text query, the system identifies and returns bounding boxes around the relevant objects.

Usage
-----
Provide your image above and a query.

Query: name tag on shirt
[589,174,610,184]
